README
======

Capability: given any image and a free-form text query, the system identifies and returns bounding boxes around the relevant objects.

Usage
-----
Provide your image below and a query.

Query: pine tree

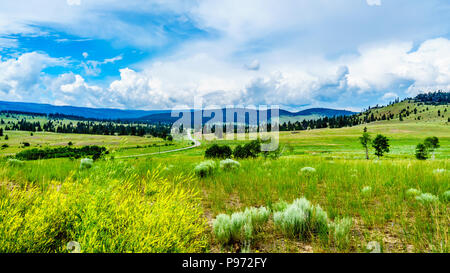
[372,134,390,158]
[415,143,428,160]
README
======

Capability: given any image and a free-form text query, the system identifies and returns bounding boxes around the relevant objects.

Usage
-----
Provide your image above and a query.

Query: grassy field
[0,111,449,253]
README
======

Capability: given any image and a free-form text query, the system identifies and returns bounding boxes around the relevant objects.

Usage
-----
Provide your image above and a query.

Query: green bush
[219,159,240,170]
[194,160,216,177]
[273,198,329,238]
[442,191,450,202]
[415,193,439,204]
[300,166,316,173]
[271,200,289,212]
[80,158,94,169]
[212,205,270,245]
[273,198,353,245]
[7,158,25,167]
[330,217,353,248]
[233,140,261,159]
[406,188,421,197]
[212,214,232,244]
[243,206,270,230]
[205,144,232,159]
[15,146,107,161]
[361,186,372,195]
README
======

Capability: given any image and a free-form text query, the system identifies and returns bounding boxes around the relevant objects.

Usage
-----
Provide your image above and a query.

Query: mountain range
[0,100,357,122]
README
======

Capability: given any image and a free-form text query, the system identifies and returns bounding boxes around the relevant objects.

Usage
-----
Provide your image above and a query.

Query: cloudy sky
[0,0,449,111]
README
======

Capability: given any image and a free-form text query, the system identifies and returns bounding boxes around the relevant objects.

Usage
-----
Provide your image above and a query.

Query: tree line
[1,118,172,139]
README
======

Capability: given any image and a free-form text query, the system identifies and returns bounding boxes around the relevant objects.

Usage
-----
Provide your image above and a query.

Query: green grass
[0,110,449,253]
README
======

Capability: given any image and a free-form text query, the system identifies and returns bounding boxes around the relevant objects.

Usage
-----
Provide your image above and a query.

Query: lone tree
[415,143,429,160]
[0,128,3,137]
[359,127,371,160]
[424,136,440,160]
[4,135,8,140]
[372,134,390,158]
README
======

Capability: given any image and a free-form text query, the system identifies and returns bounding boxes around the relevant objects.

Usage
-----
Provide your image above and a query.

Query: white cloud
[82,52,88,58]
[0,52,66,101]
[67,0,81,6]
[0,38,18,49]
[382,92,398,100]
[81,55,123,76]
[0,1,448,110]
[366,0,382,6]
[245,60,260,71]
[97,37,450,110]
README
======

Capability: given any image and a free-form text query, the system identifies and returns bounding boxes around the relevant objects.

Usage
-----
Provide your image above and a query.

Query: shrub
[300,167,316,173]
[406,188,421,197]
[230,212,252,242]
[244,206,270,230]
[205,144,232,159]
[271,200,289,212]
[219,159,241,170]
[7,158,25,167]
[212,206,270,244]
[433,168,446,174]
[361,186,372,195]
[233,140,261,159]
[1,144,8,149]
[415,193,439,204]
[80,158,94,169]
[194,160,216,177]
[212,214,232,244]
[442,191,450,202]
[273,198,328,239]
[330,217,353,248]
[15,146,107,161]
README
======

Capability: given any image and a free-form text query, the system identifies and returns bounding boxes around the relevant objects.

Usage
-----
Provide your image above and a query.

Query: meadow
[0,115,449,253]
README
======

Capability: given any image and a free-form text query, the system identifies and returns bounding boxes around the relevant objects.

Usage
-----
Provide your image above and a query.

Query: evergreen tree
[424,136,440,160]
[415,143,428,160]
[372,134,390,158]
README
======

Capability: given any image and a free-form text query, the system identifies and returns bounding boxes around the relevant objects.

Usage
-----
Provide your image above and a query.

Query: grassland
[0,104,449,253]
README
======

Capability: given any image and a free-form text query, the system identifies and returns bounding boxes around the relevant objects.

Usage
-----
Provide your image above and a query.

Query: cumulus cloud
[0,52,66,101]
[0,1,449,110]
[366,0,381,6]
[82,52,88,58]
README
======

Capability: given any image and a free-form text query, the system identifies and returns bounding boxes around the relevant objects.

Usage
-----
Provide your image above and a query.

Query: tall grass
[0,162,207,253]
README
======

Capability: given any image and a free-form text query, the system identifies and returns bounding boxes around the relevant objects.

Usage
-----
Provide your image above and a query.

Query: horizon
[0,1,449,112]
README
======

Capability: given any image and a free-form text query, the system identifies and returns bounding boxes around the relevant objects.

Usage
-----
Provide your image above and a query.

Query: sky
[0,0,449,111]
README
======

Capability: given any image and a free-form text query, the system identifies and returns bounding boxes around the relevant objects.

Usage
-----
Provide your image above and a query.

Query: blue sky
[0,0,449,111]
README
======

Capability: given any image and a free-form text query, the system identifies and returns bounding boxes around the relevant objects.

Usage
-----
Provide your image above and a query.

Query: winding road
[115,130,201,159]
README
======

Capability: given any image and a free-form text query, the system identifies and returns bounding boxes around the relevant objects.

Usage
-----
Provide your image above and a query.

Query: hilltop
[357,91,449,124]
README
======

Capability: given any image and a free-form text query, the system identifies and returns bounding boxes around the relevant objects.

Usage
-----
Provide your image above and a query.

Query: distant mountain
[0,100,356,122]
[0,101,170,120]
[138,107,357,124]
